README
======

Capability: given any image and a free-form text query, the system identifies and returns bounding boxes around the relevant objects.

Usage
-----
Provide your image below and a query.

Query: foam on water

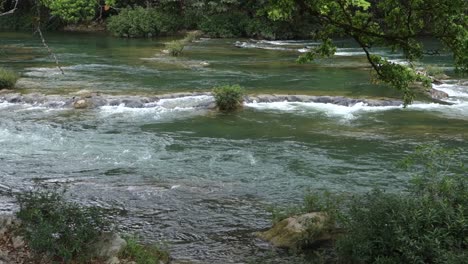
[245,99,468,120]
[99,95,213,120]
[434,83,468,99]
[245,101,401,119]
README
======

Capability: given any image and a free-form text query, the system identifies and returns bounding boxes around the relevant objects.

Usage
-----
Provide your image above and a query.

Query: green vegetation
[212,85,245,112]
[165,31,202,56]
[0,67,19,89]
[267,0,467,105]
[3,0,464,105]
[16,186,109,263]
[120,236,170,264]
[166,40,185,56]
[425,65,448,80]
[270,145,467,263]
[107,7,183,38]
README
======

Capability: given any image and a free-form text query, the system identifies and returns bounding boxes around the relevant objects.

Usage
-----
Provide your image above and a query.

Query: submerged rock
[257,212,334,249]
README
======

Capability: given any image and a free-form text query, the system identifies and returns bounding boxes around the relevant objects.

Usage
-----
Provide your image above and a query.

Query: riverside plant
[166,31,202,56]
[269,145,467,263]
[0,67,19,89]
[212,84,245,112]
[119,236,170,264]
[15,185,110,263]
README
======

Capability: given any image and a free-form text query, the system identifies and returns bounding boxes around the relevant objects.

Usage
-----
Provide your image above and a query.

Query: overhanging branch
[0,0,19,17]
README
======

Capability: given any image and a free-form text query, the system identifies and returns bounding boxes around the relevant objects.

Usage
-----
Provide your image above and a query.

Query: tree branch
[0,0,19,17]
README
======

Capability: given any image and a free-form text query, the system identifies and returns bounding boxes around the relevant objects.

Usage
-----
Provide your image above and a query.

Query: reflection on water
[0,32,467,263]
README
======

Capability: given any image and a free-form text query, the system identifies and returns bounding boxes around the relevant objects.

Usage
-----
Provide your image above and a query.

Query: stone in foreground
[257,212,334,250]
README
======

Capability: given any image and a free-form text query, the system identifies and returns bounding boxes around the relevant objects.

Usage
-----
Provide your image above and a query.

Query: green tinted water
[0,32,467,263]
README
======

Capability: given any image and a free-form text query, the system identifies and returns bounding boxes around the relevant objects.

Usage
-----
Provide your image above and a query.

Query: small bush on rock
[212,85,245,111]
[166,40,185,56]
[165,31,201,57]
[16,186,110,263]
[0,67,19,89]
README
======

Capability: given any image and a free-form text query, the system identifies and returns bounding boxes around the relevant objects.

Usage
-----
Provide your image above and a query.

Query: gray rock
[257,212,334,249]
[428,87,449,100]
[106,256,121,264]
[123,100,144,108]
[93,233,127,259]
[73,99,91,109]
[11,236,25,249]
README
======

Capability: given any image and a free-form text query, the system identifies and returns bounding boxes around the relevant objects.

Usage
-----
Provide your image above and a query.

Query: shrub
[107,7,183,38]
[119,236,170,264]
[268,145,467,263]
[199,12,249,38]
[425,65,448,79]
[166,40,185,56]
[107,7,158,38]
[16,186,110,263]
[212,85,245,111]
[0,67,19,89]
[165,31,201,57]
[336,146,467,263]
[183,30,202,42]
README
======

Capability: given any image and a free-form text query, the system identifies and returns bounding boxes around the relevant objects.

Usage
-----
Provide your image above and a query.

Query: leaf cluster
[267,0,467,104]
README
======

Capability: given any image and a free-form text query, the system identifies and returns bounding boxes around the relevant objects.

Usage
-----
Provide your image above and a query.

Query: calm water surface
[0,32,467,263]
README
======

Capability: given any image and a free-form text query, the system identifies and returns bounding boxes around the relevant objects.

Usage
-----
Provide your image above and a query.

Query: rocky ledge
[0,88,451,110]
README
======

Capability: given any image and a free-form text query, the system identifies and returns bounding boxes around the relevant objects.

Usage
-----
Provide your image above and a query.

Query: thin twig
[34,0,64,74]
[35,27,64,75]
[0,0,19,17]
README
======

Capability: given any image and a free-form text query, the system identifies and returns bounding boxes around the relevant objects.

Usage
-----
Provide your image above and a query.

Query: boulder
[93,233,127,259]
[428,87,449,100]
[73,99,91,109]
[257,212,333,249]
[11,236,25,249]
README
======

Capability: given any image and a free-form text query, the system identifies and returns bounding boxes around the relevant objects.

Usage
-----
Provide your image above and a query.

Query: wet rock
[428,87,449,100]
[256,95,277,103]
[89,97,108,107]
[257,212,333,249]
[73,99,91,109]
[93,233,127,259]
[109,99,122,106]
[123,99,143,108]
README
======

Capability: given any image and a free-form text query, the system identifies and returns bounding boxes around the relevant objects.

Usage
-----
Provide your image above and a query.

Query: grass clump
[0,67,19,89]
[212,85,245,112]
[119,236,170,264]
[425,65,448,79]
[166,31,201,56]
[166,40,185,56]
[16,186,110,263]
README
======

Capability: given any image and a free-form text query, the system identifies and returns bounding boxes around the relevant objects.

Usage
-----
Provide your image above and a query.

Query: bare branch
[0,0,19,17]
[35,27,65,75]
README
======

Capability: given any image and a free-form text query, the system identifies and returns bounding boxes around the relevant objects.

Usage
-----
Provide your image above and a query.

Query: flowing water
[0,32,467,263]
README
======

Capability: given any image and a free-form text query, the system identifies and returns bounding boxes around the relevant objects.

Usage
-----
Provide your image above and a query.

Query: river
[0,32,467,263]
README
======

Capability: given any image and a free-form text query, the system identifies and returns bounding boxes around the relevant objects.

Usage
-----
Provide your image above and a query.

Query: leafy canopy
[40,0,116,22]
[268,0,468,105]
